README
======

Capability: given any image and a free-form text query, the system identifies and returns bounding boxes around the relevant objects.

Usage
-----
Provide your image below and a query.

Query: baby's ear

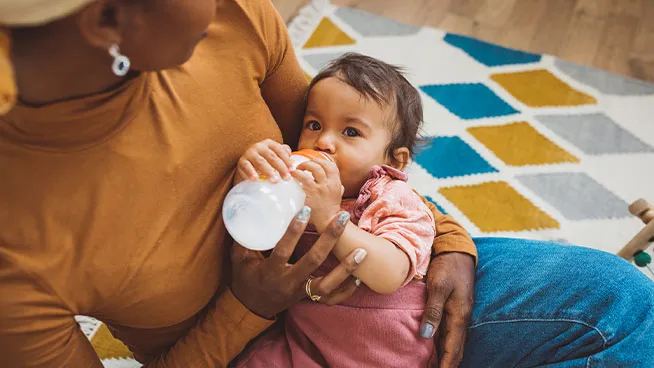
[390,147,410,171]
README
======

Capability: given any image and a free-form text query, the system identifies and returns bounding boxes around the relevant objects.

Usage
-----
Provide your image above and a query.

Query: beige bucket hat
[0,0,92,26]
[1,0,93,114]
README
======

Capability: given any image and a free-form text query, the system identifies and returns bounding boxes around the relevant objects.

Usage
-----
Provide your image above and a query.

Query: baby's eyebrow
[344,116,372,129]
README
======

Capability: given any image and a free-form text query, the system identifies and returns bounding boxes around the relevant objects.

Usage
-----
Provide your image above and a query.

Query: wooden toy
[617,199,654,276]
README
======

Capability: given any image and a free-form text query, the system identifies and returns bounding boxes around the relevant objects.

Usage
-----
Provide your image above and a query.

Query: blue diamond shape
[421,83,518,120]
[416,136,498,178]
[425,196,447,215]
[444,33,542,67]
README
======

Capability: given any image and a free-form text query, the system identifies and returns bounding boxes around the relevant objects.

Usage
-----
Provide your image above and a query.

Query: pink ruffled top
[345,165,435,284]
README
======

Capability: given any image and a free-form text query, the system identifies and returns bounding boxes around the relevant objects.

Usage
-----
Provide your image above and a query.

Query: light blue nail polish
[420,323,435,339]
[296,206,311,223]
[337,212,350,226]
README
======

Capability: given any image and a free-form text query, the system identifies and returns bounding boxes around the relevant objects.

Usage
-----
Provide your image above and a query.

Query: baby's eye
[306,121,321,131]
[343,127,360,137]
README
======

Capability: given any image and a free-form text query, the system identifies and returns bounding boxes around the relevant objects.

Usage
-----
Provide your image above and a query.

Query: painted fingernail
[353,249,367,264]
[337,212,350,227]
[420,323,435,339]
[355,278,361,287]
[296,206,311,223]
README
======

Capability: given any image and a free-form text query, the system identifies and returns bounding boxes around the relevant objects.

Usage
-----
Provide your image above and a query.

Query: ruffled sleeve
[356,171,435,285]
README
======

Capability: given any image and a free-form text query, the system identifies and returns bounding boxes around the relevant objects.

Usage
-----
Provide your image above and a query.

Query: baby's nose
[315,135,336,153]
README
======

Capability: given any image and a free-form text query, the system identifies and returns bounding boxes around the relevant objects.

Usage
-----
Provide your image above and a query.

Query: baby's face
[298,77,394,198]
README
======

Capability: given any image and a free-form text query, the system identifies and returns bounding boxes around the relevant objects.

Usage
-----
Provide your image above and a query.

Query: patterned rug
[88,1,654,366]
[290,1,654,262]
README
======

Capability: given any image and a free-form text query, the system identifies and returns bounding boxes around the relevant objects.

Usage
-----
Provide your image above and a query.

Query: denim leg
[460,238,654,368]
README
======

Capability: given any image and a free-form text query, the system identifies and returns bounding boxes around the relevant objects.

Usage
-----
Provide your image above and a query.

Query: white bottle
[223,149,330,251]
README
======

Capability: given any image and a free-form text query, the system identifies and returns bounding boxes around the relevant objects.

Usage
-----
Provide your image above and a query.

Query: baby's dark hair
[306,53,424,165]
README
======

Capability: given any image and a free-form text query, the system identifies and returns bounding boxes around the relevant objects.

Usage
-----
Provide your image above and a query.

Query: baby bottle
[223,149,330,251]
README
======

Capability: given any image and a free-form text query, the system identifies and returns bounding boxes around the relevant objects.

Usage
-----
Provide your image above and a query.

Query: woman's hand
[292,159,344,233]
[236,139,293,183]
[230,207,366,319]
[421,252,475,368]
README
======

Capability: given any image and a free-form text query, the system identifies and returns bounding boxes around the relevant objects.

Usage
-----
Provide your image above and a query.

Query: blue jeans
[462,238,654,367]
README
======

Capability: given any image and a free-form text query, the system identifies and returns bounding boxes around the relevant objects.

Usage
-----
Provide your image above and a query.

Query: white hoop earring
[108,44,130,77]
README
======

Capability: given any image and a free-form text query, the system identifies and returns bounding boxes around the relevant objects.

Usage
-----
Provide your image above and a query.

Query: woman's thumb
[420,288,448,338]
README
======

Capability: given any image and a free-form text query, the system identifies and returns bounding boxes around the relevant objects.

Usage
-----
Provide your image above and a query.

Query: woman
[0,1,652,367]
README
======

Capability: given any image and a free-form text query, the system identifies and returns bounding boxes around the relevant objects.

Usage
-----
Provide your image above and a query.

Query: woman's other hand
[230,208,365,319]
[421,252,475,368]
[236,139,293,183]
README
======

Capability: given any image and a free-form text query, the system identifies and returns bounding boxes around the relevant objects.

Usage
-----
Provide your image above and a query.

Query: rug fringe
[287,0,332,48]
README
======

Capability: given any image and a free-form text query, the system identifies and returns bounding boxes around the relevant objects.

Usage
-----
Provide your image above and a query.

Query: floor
[272,0,654,83]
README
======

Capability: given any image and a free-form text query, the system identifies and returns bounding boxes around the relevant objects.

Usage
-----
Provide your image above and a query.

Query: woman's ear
[77,0,123,49]
[390,147,410,171]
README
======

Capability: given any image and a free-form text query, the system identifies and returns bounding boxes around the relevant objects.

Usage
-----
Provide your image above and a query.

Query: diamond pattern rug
[88,1,654,366]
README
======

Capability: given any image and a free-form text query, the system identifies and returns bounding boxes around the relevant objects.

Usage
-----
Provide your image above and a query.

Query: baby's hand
[292,160,344,233]
[237,139,293,183]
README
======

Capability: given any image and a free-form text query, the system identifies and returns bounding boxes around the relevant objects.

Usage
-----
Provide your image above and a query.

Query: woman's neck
[11,20,125,106]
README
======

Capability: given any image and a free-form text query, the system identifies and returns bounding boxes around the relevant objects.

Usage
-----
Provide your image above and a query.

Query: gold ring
[305,277,322,302]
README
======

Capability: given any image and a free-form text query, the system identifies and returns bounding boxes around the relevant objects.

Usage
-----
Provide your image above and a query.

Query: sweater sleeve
[0,252,273,368]
[420,196,478,265]
[254,0,309,149]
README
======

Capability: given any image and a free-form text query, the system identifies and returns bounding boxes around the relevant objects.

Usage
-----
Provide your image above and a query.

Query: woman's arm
[257,1,309,149]
[421,197,478,264]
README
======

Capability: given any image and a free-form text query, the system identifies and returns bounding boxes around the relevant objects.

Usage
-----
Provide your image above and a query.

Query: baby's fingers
[262,146,293,181]
[252,154,282,182]
[237,159,259,181]
[292,169,316,188]
[296,161,327,184]
[270,144,294,174]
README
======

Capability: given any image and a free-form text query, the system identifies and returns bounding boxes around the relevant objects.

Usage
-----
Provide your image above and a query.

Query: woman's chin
[149,46,201,71]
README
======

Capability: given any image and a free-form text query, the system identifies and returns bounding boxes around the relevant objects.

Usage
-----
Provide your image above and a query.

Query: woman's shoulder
[186,0,289,83]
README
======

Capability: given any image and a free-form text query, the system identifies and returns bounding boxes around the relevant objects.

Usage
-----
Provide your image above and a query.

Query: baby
[234,53,444,366]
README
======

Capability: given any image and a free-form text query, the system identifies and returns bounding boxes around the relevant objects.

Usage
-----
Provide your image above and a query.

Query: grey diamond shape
[535,113,654,155]
[335,8,421,37]
[304,52,345,71]
[517,173,629,220]
[555,59,654,96]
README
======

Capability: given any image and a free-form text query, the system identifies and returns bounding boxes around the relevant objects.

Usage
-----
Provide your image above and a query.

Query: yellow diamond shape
[91,323,134,360]
[303,18,355,49]
[440,181,560,232]
[468,122,579,166]
[491,69,596,107]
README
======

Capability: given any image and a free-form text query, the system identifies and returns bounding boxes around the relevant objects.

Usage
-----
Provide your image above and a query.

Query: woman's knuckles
[305,252,326,269]
[344,260,358,273]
